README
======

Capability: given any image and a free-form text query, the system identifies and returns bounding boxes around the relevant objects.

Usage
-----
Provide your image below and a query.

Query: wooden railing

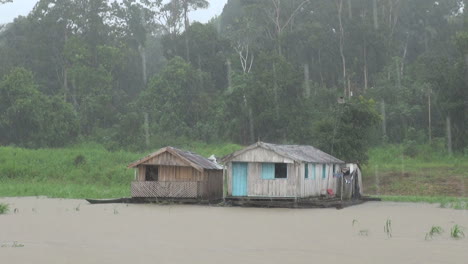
[131,181,202,198]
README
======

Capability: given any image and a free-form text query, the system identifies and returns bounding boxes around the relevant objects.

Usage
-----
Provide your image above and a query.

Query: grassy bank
[376,195,468,210]
[363,144,468,197]
[1,142,466,201]
[0,143,242,199]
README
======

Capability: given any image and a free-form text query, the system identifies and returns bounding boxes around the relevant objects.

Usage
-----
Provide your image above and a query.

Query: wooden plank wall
[159,166,205,182]
[230,147,294,163]
[204,169,223,199]
[248,163,298,197]
[225,162,299,197]
[301,163,338,197]
[143,152,190,166]
[136,165,204,182]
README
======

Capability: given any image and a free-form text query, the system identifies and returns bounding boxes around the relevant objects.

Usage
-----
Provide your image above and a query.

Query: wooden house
[222,142,362,199]
[128,147,223,200]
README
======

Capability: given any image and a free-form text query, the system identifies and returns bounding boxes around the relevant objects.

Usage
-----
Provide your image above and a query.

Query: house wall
[159,166,204,181]
[198,169,223,199]
[226,162,299,197]
[300,163,339,197]
[142,151,190,167]
[229,147,294,163]
[136,165,204,182]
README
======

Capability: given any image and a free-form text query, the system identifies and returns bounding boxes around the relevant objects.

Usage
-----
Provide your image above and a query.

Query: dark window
[274,163,287,179]
[145,166,159,181]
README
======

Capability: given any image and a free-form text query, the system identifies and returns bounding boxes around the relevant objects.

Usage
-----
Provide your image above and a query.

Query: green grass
[384,219,392,238]
[377,195,468,210]
[425,226,444,240]
[0,203,9,214]
[363,143,468,197]
[450,224,465,239]
[0,142,241,199]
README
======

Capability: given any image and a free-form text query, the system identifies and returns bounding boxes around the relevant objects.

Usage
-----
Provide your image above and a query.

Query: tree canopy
[0,0,466,161]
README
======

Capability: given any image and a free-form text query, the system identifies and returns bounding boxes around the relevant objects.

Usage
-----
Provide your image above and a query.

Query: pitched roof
[128,146,222,171]
[222,142,345,164]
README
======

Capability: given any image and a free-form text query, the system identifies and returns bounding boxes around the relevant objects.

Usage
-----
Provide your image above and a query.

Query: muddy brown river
[1,197,467,264]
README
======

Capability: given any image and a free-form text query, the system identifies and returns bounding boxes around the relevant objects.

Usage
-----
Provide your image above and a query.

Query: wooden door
[232,162,248,196]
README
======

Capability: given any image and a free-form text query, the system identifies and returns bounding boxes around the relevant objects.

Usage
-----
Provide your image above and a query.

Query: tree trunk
[184,1,190,61]
[381,100,387,141]
[63,67,68,102]
[446,116,452,156]
[373,0,379,30]
[144,112,150,148]
[139,44,147,86]
[337,0,347,98]
[71,76,78,113]
[273,63,280,119]
[347,0,352,19]
[248,106,255,144]
[226,58,232,92]
[363,45,368,91]
[428,89,432,144]
[304,63,310,98]
[318,48,324,90]
[395,59,401,89]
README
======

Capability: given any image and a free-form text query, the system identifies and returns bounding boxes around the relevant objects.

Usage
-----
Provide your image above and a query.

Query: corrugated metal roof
[261,142,345,164]
[169,147,223,170]
[223,142,345,164]
[128,147,222,170]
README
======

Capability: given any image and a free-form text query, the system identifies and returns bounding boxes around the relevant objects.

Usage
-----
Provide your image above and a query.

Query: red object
[327,189,334,196]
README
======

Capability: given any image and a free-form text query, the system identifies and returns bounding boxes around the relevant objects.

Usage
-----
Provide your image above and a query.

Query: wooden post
[340,172,343,201]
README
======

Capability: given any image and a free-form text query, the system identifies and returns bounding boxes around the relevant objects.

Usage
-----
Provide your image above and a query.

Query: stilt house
[222,142,362,199]
[128,147,223,200]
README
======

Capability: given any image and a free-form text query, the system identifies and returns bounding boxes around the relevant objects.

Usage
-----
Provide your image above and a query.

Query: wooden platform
[87,196,380,209]
[223,196,380,209]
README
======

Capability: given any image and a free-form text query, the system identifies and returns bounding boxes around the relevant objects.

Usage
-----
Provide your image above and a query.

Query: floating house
[222,142,362,199]
[128,147,223,200]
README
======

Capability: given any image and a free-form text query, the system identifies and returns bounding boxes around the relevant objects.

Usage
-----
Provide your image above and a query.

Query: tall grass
[0,203,9,214]
[425,226,444,240]
[365,143,468,174]
[450,225,465,239]
[378,196,468,210]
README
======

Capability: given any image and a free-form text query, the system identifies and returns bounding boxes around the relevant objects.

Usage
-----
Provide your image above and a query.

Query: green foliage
[0,203,9,214]
[425,226,444,240]
[0,0,467,155]
[314,96,381,163]
[450,225,465,239]
[384,219,393,238]
[0,68,78,147]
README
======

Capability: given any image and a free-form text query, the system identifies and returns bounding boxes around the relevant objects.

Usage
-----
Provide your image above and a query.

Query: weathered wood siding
[142,151,191,167]
[230,147,294,163]
[300,163,338,197]
[226,162,299,197]
[136,165,203,182]
[199,169,223,199]
[133,166,222,199]
[159,166,204,182]
[137,166,145,181]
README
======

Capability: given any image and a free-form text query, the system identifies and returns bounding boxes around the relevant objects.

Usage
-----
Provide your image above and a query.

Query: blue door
[232,162,248,196]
